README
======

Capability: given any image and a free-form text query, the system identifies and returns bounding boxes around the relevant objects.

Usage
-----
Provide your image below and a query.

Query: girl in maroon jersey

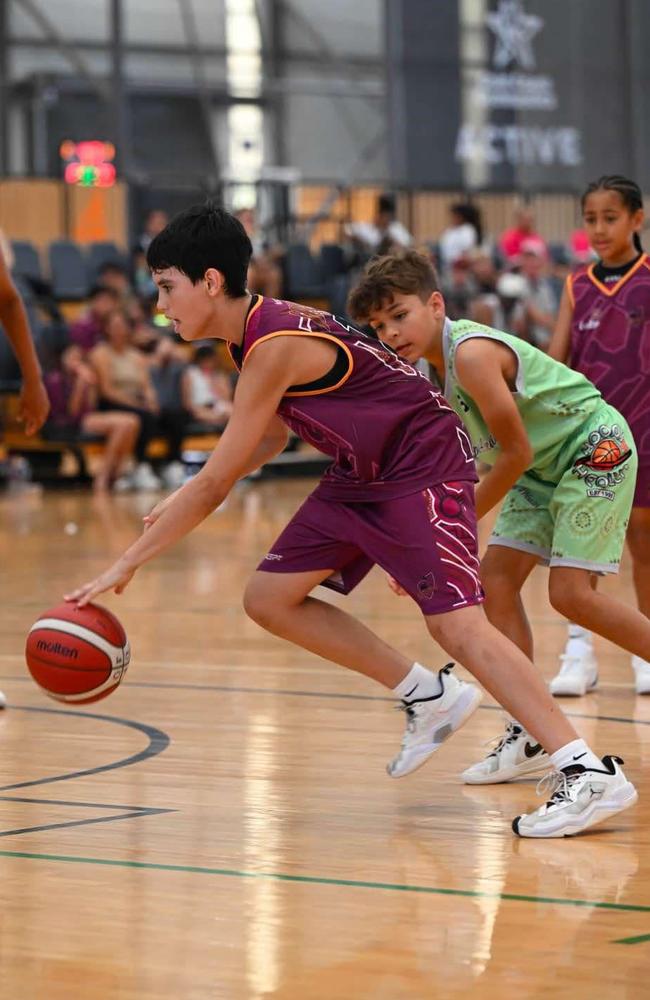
[549,175,650,696]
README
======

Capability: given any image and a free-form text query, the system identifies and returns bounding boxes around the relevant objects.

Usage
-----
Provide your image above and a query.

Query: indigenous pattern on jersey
[229,297,476,501]
[443,318,606,483]
[568,253,650,506]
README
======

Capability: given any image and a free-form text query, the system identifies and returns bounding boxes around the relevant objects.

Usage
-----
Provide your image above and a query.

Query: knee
[548,575,587,619]
[242,576,283,632]
[118,413,139,436]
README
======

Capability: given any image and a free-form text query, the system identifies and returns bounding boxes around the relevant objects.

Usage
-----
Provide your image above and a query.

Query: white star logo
[486,0,543,70]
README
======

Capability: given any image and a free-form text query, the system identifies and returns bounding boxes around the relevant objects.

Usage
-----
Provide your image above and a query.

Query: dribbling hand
[65,559,136,607]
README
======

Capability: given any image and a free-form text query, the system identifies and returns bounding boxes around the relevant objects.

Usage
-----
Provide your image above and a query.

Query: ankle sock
[550,738,601,772]
[567,624,593,645]
[392,662,443,701]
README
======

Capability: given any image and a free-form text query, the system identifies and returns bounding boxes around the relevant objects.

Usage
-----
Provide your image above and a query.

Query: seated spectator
[89,307,161,490]
[127,297,159,353]
[235,207,284,298]
[69,285,120,354]
[43,343,139,493]
[186,344,233,428]
[499,206,548,265]
[135,209,169,255]
[346,193,413,258]
[96,261,133,303]
[149,335,191,488]
[438,202,482,274]
[511,239,557,349]
[467,250,504,328]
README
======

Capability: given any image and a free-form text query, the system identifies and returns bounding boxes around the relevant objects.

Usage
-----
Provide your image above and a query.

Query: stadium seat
[284,243,327,300]
[87,241,125,280]
[48,240,90,300]
[11,241,43,284]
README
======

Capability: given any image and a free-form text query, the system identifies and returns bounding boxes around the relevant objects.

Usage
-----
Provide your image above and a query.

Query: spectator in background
[69,284,120,354]
[96,261,133,304]
[467,250,505,329]
[133,209,170,298]
[438,202,483,274]
[90,306,161,490]
[511,239,557,349]
[0,237,49,434]
[347,193,413,257]
[499,206,547,265]
[186,344,233,429]
[149,335,190,488]
[127,297,159,354]
[43,344,139,493]
[235,207,284,298]
[135,209,169,255]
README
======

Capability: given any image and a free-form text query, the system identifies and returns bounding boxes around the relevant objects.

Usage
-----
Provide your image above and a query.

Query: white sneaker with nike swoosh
[512,756,638,837]
[387,663,482,778]
[461,720,549,784]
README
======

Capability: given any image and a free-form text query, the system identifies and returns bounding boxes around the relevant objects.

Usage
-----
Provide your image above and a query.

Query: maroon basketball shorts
[257,480,484,616]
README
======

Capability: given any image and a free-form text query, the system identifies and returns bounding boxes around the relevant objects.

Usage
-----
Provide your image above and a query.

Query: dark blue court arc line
[0,706,175,837]
[3,675,647,728]
[0,704,171,791]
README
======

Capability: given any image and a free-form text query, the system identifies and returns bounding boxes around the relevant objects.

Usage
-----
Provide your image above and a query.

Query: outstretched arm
[454,338,533,520]
[66,343,293,605]
[0,247,49,433]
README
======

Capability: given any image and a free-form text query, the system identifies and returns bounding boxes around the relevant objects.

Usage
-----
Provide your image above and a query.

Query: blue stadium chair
[318,242,346,282]
[11,241,43,284]
[284,243,327,300]
[87,241,125,281]
[48,240,90,300]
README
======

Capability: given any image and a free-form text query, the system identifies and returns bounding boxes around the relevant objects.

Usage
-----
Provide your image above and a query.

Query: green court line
[0,848,649,917]
[612,932,650,945]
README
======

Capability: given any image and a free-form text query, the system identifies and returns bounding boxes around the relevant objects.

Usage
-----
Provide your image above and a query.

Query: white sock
[550,738,601,772]
[392,662,443,701]
[567,624,593,646]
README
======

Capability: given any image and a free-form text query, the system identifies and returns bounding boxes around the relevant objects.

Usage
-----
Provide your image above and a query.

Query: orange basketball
[592,439,621,465]
[25,602,130,704]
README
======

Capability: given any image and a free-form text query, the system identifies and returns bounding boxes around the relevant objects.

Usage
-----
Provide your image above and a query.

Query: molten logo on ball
[25,601,130,704]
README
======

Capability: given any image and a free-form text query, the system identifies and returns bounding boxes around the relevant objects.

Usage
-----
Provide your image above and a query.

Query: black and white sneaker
[512,756,638,838]
[387,663,482,778]
[461,720,549,784]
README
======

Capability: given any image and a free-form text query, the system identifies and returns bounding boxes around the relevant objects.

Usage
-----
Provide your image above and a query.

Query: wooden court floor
[0,479,648,1000]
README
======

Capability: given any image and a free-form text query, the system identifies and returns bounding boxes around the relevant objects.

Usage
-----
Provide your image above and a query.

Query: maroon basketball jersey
[569,254,650,462]
[228,296,476,500]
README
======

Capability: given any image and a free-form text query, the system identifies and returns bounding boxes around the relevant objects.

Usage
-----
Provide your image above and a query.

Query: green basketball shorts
[489,405,637,573]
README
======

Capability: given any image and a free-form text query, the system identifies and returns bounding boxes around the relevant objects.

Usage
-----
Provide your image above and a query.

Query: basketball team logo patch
[572,424,632,500]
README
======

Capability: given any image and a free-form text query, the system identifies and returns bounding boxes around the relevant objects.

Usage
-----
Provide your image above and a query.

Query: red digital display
[60,140,116,187]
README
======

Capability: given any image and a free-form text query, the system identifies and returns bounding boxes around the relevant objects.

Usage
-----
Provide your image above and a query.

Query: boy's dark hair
[581,175,644,253]
[147,202,253,297]
[347,250,440,322]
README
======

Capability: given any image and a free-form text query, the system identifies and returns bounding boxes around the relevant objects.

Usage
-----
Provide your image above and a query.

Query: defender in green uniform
[349,251,647,833]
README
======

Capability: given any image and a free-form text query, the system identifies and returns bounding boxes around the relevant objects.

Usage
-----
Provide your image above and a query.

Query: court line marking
[3,679,648,729]
[0,847,648,919]
[613,932,650,945]
[0,706,174,837]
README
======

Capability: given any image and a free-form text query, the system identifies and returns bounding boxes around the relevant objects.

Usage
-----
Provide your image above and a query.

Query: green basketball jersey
[442,318,603,484]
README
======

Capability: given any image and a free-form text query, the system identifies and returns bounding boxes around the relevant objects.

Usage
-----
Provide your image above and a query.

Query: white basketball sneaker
[461,720,549,784]
[387,663,482,778]
[512,755,638,838]
[632,656,650,694]
[550,639,598,696]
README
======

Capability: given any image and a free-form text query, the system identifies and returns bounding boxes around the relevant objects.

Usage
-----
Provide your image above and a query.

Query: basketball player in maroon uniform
[66,204,636,837]
[549,176,650,696]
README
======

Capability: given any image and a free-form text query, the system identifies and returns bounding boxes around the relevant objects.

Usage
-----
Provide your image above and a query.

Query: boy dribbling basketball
[67,208,637,838]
